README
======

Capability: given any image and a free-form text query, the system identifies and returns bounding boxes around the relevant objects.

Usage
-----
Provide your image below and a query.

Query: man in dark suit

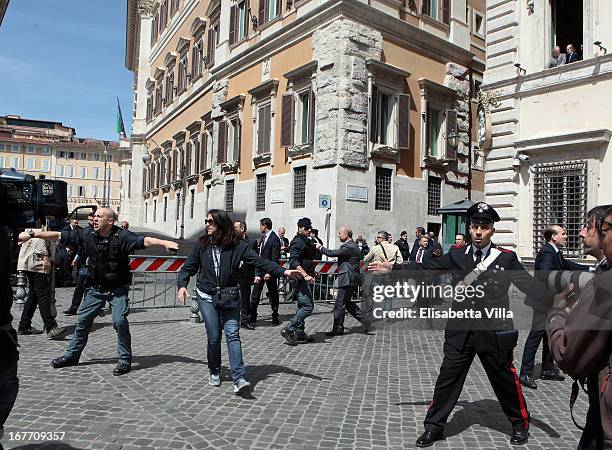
[410,235,433,264]
[566,44,579,63]
[369,203,553,447]
[250,218,282,327]
[395,231,411,261]
[410,227,427,261]
[316,226,369,336]
[519,225,589,389]
[234,221,255,330]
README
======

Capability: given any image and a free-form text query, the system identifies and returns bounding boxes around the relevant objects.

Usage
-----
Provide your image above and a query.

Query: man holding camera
[19,207,178,376]
[547,205,612,449]
[519,225,589,389]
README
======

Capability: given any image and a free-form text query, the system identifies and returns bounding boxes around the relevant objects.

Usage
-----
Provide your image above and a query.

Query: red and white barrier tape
[129,257,366,273]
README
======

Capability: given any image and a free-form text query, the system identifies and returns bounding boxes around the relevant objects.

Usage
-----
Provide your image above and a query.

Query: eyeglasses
[603,219,612,230]
[204,219,216,225]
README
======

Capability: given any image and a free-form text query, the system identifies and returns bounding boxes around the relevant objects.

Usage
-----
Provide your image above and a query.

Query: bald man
[19,207,178,376]
[316,227,369,335]
[519,225,589,389]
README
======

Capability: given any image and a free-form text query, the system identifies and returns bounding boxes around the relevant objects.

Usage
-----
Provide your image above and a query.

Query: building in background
[0,0,9,27]
[123,0,486,246]
[480,0,612,258]
[0,115,123,213]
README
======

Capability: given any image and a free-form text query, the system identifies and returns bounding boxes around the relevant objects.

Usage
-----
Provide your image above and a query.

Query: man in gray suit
[547,46,566,68]
[316,226,369,336]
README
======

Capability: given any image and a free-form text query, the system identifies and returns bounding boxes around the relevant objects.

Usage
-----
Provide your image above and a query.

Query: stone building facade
[0,116,123,213]
[481,0,612,258]
[123,0,486,246]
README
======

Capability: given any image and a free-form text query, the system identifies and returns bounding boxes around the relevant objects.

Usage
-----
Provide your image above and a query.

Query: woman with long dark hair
[177,209,300,394]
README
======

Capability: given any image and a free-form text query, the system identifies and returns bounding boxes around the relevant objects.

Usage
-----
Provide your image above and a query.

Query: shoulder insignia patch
[497,247,514,254]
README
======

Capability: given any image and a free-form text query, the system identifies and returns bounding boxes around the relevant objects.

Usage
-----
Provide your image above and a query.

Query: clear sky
[0,0,133,141]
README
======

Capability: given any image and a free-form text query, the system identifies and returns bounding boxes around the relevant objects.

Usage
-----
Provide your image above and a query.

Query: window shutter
[397,93,410,149]
[442,0,450,24]
[259,0,266,26]
[369,84,378,143]
[258,105,271,155]
[422,0,430,16]
[275,0,282,18]
[445,109,457,160]
[206,28,214,66]
[280,93,294,147]
[229,5,237,45]
[194,138,200,173]
[217,121,227,164]
[308,89,316,144]
[234,119,242,162]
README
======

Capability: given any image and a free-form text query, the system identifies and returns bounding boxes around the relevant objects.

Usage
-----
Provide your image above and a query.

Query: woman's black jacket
[177,239,286,295]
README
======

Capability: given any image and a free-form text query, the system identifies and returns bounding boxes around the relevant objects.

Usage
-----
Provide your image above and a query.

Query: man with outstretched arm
[18,207,178,376]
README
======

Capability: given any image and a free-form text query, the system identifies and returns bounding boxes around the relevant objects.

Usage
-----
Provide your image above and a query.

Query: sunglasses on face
[204,219,216,225]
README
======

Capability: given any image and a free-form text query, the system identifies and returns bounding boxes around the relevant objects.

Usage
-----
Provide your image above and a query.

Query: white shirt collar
[263,230,272,239]
[471,242,492,260]
[549,242,560,253]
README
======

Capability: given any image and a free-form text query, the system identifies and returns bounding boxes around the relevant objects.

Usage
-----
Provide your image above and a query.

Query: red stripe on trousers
[129,257,147,271]
[510,361,530,430]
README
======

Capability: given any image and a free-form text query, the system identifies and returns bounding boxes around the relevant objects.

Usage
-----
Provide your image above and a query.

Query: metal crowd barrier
[126,256,363,309]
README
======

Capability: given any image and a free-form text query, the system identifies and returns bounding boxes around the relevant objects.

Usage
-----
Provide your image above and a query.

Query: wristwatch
[28,230,35,238]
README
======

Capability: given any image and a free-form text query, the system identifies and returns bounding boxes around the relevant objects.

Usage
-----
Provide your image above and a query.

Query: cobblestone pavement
[3,287,586,449]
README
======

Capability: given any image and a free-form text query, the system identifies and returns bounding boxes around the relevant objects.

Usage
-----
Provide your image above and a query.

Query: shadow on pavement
[396,399,560,439]
[234,364,328,400]
[8,443,86,450]
[77,354,206,371]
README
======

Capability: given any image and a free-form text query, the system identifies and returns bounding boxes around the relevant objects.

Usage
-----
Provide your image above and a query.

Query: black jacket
[289,234,317,275]
[320,239,361,287]
[410,245,434,264]
[0,228,18,363]
[254,231,281,277]
[395,239,411,261]
[534,242,589,277]
[177,239,285,296]
[235,237,255,285]
[403,243,553,353]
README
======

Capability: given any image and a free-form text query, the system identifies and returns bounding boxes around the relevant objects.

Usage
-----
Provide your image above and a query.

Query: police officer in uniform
[370,203,552,447]
[280,217,317,346]
[19,207,178,376]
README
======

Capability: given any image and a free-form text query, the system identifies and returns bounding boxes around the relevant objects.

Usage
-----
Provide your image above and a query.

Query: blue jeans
[65,287,132,365]
[287,280,314,332]
[198,296,246,383]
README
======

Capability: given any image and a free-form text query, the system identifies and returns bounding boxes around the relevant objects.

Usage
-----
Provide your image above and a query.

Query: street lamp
[446,132,460,155]
[102,140,110,207]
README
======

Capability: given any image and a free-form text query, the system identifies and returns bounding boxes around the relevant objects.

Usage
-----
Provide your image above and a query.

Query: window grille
[375,167,392,211]
[533,161,587,257]
[427,176,441,215]
[256,174,267,211]
[293,167,306,208]
[225,179,235,213]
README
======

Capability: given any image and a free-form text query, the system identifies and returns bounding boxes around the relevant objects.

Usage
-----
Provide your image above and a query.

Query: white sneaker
[233,378,251,394]
[208,373,221,387]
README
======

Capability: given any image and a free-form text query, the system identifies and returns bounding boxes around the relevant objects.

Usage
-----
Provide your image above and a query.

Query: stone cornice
[366,59,411,80]
[516,129,612,154]
[284,61,318,81]
[418,78,456,98]
[220,94,246,112]
[186,120,202,133]
[172,130,186,142]
[213,0,475,81]
[248,80,279,99]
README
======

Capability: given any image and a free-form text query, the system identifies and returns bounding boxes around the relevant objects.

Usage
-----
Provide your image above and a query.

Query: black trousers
[239,282,252,324]
[424,331,530,432]
[0,361,18,434]
[69,273,87,311]
[250,276,279,322]
[332,285,363,331]
[520,313,554,377]
[19,272,57,332]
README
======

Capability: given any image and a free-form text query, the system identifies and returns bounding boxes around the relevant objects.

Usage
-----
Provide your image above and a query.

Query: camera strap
[459,247,502,287]
[570,378,587,430]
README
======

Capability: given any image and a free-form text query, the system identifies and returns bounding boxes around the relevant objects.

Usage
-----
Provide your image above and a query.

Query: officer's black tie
[475,249,483,265]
